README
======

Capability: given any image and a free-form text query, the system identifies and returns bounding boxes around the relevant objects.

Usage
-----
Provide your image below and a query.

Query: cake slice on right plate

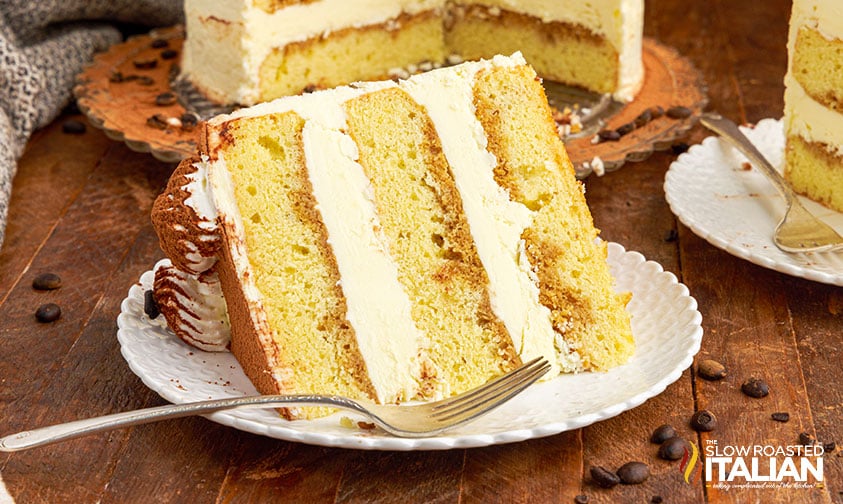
[783,0,843,213]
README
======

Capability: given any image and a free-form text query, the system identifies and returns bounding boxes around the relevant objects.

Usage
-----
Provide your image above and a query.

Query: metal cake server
[700,112,843,253]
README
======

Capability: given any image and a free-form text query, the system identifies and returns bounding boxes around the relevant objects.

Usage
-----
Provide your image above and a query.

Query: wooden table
[1,0,841,502]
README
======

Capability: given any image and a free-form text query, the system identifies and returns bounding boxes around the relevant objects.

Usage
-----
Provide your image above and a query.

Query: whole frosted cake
[783,0,843,212]
[153,53,634,419]
[181,0,645,106]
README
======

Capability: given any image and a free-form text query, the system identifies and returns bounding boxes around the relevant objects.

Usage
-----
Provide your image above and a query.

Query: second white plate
[665,118,843,286]
[116,242,703,451]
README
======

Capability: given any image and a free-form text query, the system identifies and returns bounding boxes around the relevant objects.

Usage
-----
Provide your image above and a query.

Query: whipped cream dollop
[152,260,231,352]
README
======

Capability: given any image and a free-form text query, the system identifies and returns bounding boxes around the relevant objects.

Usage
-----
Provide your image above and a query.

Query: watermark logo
[680,442,702,484]
[680,439,824,491]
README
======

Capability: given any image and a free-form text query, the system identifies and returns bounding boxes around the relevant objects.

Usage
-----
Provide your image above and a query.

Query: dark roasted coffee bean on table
[590,466,620,488]
[697,359,727,380]
[32,272,62,290]
[617,461,650,484]
[771,412,790,423]
[35,303,61,323]
[658,436,688,461]
[741,377,770,398]
[650,424,676,444]
[690,409,718,432]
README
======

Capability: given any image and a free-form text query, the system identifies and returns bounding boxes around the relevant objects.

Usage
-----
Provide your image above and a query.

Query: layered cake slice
[783,0,843,212]
[180,0,644,105]
[153,53,634,419]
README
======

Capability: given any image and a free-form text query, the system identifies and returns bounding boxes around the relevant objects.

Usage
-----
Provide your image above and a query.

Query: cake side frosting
[182,0,644,105]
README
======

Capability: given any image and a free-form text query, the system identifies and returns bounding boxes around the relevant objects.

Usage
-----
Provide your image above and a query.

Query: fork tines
[430,357,551,421]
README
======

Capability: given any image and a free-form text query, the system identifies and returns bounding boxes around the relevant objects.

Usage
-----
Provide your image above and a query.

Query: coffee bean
[658,436,688,461]
[648,106,665,119]
[667,106,693,119]
[598,129,621,142]
[35,303,61,323]
[741,377,770,398]
[144,290,160,319]
[61,119,86,135]
[671,142,690,155]
[181,112,200,130]
[160,49,179,60]
[799,432,816,446]
[651,497,664,504]
[698,359,727,380]
[617,461,650,484]
[147,114,169,130]
[32,273,62,291]
[133,57,158,69]
[151,38,169,49]
[771,412,790,423]
[155,92,178,106]
[824,441,836,453]
[634,108,653,128]
[590,466,620,488]
[690,409,717,432]
[574,495,589,504]
[616,122,636,136]
[650,424,676,444]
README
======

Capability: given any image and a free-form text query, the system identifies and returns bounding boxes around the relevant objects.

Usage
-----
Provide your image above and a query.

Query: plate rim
[664,117,843,287]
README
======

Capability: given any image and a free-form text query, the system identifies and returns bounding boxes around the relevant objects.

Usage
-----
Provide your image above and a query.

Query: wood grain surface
[1,0,840,502]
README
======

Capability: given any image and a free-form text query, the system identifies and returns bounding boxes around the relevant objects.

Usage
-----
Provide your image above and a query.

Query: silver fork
[700,112,843,253]
[0,357,550,451]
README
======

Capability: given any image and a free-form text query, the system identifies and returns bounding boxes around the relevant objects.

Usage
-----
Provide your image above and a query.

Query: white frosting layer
[400,54,577,375]
[784,0,843,153]
[183,0,441,104]
[466,0,644,101]
[302,121,424,404]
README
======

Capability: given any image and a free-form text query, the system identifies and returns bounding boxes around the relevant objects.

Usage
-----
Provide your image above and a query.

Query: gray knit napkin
[0,0,184,249]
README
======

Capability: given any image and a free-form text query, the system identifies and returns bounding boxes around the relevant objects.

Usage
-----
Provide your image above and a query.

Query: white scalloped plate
[665,118,843,286]
[116,243,702,451]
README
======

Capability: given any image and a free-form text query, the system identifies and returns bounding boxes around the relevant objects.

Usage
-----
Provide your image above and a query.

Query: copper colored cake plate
[75,28,707,174]
[550,38,708,177]
[74,26,201,163]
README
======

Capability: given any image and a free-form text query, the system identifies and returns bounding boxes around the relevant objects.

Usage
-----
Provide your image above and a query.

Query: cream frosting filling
[400,53,578,375]
[302,122,425,404]
[784,75,843,157]
[460,0,644,101]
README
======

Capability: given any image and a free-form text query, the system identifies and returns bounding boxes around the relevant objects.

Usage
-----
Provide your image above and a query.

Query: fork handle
[0,395,366,452]
[699,112,795,201]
